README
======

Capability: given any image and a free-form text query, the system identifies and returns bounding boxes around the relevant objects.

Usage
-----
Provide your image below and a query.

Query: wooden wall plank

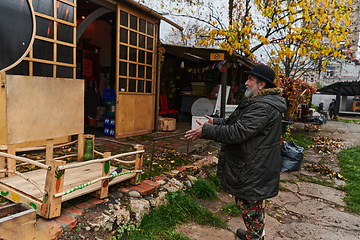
[6,75,84,144]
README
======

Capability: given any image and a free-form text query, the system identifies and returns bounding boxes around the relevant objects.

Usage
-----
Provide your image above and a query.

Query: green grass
[337,118,360,125]
[291,133,313,150]
[187,178,218,200]
[338,146,360,214]
[221,203,242,217]
[207,173,221,190]
[124,191,226,239]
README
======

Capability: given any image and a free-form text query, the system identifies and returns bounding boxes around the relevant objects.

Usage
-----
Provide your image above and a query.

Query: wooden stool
[158,117,176,131]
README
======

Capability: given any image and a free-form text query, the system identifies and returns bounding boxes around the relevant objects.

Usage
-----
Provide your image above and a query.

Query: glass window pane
[57,1,74,23]
[119,78,127,92]
[130,31,137,46]
[138,65,145,78]
[138,80,144,93]
[120,45,127,60]
[33,62,53,77]
[119,62,127,76]
[129,79,136,92]
[33,39,53,61]
[139,19,146,33]
[57,65,73,78]
[32,0,54,16]
[146,81,152,93]
[120,10,128,26]
[146,52,153,65]
[146,66,152,79]
[129,63,136,77]
[120,28,128,43]
[147,22,154,36]
[138,50,145,64]
[57,23,73,43]
[147,37,153,50]
[57,45,73,64]
[36,16,54,39]
[130,15,137,30]
[129,48,136,62]
[139,34,145,48]
[7,61,29,76]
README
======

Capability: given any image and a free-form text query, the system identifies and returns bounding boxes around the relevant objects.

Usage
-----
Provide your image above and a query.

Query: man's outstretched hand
[185,115,213,140]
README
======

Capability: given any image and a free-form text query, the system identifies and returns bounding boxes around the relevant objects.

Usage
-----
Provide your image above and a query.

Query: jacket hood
[250,87,287,113]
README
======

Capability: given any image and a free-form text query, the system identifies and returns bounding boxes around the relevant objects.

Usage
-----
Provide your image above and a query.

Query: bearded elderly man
[185,65,287,240]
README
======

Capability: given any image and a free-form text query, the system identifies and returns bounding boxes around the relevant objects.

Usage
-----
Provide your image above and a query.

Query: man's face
[245,75,260,98]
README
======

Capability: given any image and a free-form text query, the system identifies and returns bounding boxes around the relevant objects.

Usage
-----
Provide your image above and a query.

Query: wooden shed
[0,0,182,150]
[0,0,181,220]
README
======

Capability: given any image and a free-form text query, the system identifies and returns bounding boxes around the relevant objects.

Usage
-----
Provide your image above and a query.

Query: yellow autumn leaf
[324,1,329,7]
[349,0,353,4]
[345,19,351,26]
[271,22,275,28]
[161,5,164,9]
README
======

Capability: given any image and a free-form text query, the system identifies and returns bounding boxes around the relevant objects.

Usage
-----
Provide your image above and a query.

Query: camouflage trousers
[235,197,265,240]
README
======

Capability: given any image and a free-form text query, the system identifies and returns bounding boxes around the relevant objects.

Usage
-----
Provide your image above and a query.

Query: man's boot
[236,229,246,240]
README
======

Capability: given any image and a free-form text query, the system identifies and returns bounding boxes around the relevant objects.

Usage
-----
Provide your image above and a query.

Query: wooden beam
[43,160,66,219]
[45,139,53,166]
[7,144,16,178]
[130,145,143,185]
[0,183,42,216]
[77,133,85,162]
[99,152,111,199]
[0,156,4,178]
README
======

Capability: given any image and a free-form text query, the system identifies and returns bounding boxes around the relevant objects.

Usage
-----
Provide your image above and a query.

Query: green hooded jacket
[202,87,287,201]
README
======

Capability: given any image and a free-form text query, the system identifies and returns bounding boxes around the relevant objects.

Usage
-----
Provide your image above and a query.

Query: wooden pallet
[0,135,144,219]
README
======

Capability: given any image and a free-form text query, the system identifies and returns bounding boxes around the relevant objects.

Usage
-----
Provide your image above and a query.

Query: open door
[115,3,157,138]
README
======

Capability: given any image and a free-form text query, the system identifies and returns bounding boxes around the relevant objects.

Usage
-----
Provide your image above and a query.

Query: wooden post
[7,144,16,178]
[0,155,5,178]
[99,152,111,199]
[130,144,143,185]
[43,160,66,219]
[46,139,53,165]
[77,133,85,162]
[85,134,95,159]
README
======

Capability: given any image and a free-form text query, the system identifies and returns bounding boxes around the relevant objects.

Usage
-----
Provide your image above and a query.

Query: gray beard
[244,88,257,98]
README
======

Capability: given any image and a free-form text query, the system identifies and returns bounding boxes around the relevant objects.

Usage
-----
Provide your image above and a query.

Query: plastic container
[104,88,116,101]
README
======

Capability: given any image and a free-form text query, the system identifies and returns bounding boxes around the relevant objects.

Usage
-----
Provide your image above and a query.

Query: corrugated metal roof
[317,81,360,96]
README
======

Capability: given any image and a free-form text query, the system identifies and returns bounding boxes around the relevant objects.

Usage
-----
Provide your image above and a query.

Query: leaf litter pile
[306,135,346,180]
[309,135,345,155]
[305,163,346,180]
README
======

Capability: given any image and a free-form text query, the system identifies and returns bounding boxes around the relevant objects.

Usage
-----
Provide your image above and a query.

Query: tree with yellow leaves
[141,0,354,77]
[198,0,354,76]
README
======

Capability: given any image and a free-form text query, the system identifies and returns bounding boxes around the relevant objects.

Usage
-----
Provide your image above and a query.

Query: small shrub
[188,179,218,200]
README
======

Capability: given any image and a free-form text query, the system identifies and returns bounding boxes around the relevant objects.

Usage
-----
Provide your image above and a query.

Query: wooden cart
[0,74,143,219]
